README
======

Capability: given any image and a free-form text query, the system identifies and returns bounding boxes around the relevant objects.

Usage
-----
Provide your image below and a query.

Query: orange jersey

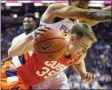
[16,52,81,86]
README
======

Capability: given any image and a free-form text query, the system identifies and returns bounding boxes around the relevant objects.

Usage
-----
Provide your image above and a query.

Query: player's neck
[24,29,34,35]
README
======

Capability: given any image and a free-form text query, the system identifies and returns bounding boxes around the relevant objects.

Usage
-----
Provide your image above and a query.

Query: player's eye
[81,48,87,54]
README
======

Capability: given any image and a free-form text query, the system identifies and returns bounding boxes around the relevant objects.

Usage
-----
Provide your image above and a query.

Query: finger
[38,29,47,32]
[81,73,89,83]
[43,27,52,30]
[85,73,93,83]
[86,73,96,83]
[91,74,96,82]
[38,26,51,31]
[34,31,43,36]
[81,73,87,82]
[82,73,92,83]
[33,31,44,39]
[37,28,47,32]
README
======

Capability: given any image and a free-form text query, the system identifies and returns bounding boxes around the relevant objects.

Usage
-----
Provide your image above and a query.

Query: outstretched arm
[80,5,112,26]
[44,4,112,23]
[8,32,34,57]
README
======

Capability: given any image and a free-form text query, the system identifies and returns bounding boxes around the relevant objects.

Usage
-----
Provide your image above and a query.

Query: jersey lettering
[36,67,50,76]
[56,64,66,71]
[60,25,70,33]
[45,61,60,69]
[36,61,67,79]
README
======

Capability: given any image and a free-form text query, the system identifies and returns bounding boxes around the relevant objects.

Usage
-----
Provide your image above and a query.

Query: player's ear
[70,35,76,42]
[70,35,80,42]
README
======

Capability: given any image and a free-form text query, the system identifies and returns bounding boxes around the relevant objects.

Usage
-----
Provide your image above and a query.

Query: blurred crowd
[1,21,112,89]
[1,25,24,59]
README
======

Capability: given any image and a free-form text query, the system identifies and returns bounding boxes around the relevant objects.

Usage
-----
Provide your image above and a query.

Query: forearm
[8,32,34,57]
[73,60,86,75]
[86,9,112,22]
[80,8,112,26]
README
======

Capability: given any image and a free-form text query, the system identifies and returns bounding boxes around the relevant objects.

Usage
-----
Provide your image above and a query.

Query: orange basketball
[33,27,66,61]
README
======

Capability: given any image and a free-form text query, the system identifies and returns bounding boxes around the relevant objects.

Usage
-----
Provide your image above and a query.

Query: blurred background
[1,0,112,89]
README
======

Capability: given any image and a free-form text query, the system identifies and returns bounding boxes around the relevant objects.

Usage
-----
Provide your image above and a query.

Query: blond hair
[70,23,97,42]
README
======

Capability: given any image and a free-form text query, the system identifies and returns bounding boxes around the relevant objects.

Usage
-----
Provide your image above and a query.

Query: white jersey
[40,18,78,35]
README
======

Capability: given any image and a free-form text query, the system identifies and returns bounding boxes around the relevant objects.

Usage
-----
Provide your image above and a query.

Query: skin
[23,17,36,34]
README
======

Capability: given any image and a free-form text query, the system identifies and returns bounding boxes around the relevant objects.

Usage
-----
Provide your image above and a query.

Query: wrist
[80,71,87,76]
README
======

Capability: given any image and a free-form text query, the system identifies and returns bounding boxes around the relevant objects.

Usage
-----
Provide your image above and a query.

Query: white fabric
[32,72,70,89]
[12,56,22,68]
[7,76,18,84]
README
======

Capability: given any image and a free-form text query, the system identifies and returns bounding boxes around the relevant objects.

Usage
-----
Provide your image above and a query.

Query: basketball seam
[34,37,65,44]
[34,38,66,53]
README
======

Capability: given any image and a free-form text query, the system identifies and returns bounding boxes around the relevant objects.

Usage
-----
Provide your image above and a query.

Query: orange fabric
[1,52,81,89]
[1,60,30,89]
[16,53,81,86]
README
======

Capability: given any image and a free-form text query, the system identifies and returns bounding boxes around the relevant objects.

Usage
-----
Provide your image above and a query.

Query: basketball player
[8,23,97,89]
[1,13,36,64]
[36,0,112,88]
[1,13,36,89]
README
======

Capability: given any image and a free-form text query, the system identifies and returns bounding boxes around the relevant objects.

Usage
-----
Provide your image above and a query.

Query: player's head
[23,13,36,34]
[68,23,97,58]
[68,0,89,9]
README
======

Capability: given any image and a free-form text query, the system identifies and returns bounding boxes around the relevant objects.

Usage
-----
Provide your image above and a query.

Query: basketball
[33,27,66,61]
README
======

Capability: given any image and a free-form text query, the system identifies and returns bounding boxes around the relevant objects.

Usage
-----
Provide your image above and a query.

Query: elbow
[8,48,16,57]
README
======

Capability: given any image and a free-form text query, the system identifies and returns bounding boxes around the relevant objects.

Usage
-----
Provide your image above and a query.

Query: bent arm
[8,27,48,57]
[8,32,34,57]
[73,60,87,75]
[72,53,87,75]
